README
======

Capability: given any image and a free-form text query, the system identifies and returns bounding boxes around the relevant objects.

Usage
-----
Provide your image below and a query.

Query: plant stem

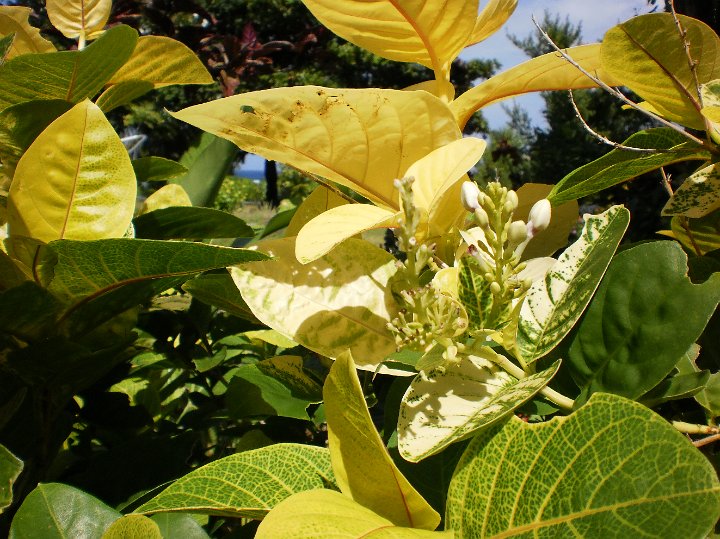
[671,420,719,435]
[480,353,575,412]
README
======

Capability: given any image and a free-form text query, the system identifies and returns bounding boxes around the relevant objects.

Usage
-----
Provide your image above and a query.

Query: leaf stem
[671,420,719,435]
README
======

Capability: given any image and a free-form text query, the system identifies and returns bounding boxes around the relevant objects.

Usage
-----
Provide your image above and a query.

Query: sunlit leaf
[0,444,22,514]
[662,162,720,218]
[398,352,559,462]
[566,241,720,406]
[466,0,517,46]
[601,13,720,130]
[231,237,401,371]
[171,87,461,208]
[0,25,137,112]
[661,212,720,256]
[7,99,136,241]
[295,204,400,263]
[102,515,161,539]
[446,393,720,538]
[136,444,335,518]
[300,0,477,79]
[9,483,121,538]
[182,271,259,322]
[0,6,55,59]
[140,184,192,214]
[47,0,110,41]
[516,206,630,364]
[451,44,619,129]
[549,128,710,205]
[326,351,440,529]
[256,490,452,538]
[286,185,348,237]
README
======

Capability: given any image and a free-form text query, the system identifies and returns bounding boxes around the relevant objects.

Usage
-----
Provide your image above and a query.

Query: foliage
[213,176,265,213]
[0,1,719,538]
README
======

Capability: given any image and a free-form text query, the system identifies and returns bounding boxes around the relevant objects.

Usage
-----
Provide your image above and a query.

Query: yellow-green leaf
[102,515,162,539]
[661,213,720,256]
[295,204,400,263]
[326,351,440,530]
[451,44,618,130]
[140,184,192,215]
[662,162,720,218]
[7,99,135,242]
[285,185,348,237]
[0,7,55,59]
[256,490,453,538]
[171,87,461,208]
[300,0,478,78]
[601,13,720,130]
[46,0,111,41]
[466,0,518,46]
[231,237,401,372]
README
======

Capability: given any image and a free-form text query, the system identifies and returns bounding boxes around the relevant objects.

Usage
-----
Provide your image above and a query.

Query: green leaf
[398,353,559,462]
[150,514,209,539]
[0,32,13,62]
[567,241,720,405]
[231,237,400,371]
[133,207,254,240]
[696,372,720,417]
[662,162,720,218]
[226,355,322,420]
[639,371,710,408]
[255,489,453,538]
[256,208,296,240]
[43,239,268,301]
[458,256,499,331]
[0,25,138,112]
[0,99,72,179]
[325,352,440,529]
[9,483,121,538]
[136,444,336,518]
[171,133,238,207]
[0,444,22,514]
[182,271,258,321]
[548,128,710,205]
[601,13,720,129]
[7,99,136,242]
[132,156,187,183]
[0,282,62,341]
[95,80,154,113]
[516,206,630,364]
[446,393,720,538]
[664,212,720,256]
[101,515,161,539]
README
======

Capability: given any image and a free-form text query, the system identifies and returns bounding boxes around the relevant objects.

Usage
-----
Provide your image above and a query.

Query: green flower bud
[507,220,528,246]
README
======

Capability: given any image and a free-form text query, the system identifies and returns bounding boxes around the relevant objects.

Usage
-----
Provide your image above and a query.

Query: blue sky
[240,0,653,173]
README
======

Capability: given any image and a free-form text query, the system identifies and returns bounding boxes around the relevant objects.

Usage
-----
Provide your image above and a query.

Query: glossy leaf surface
[567,241,720,405]
[256,489,452,539]
[171,87,461,208]
[601,14,720,129]
[131,156,187,183]
[0,444,22,514]
[137,444,335,518]
[231,237,399,370]
[398,354,559,462]
[326,352,439,529]
[446,393,720,538]
[8,99,136,241]
[516,206,630,364]
[0,25,137,111]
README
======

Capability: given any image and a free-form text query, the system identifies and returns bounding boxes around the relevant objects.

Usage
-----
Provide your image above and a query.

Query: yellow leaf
[295,204,400,263]
[139,184,192,215]
[404,79,455,101]
[0,7,55,59]
[451,44,619,130]
[514,183,578,260]
[105,35,213,88]
[286,185,348,237]
[101,514,162,539]
[601,13,720,130]
[406,137,486,236]
[46,0,111,41]
[325,351,440,530]
[256,490,453,538]
[171,87,461,208]
[466,0,518,46]
[300,0,478,78]
[7,100,136,241]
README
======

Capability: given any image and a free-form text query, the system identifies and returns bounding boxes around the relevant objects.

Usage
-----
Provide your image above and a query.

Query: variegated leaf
[662,162,720,218]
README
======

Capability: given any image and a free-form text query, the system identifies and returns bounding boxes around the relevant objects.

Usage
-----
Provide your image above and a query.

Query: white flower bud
[474,207,490,228]
[460,181,481,211]
[507,220,528,246]
[506,190,519,211]
[527,198,551,238]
